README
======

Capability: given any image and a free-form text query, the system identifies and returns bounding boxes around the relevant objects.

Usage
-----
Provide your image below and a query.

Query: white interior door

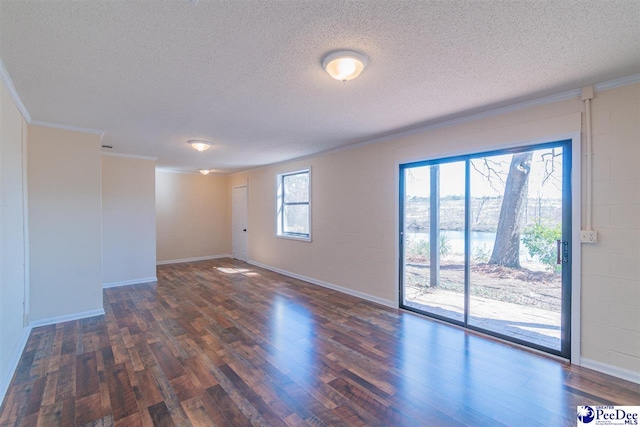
[232,186,248,261]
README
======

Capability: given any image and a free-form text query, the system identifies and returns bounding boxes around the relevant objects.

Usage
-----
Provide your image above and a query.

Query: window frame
[276,168,312,241]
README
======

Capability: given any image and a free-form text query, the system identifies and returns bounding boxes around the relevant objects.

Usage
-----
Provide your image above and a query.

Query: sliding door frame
[399,138,576,359]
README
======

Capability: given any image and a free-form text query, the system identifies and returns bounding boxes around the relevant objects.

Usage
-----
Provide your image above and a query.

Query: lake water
[408,229,534,259]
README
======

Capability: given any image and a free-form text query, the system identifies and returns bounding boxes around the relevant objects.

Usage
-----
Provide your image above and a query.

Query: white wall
[231,83,640,379]
[0,77,28,404]
[28,125,103,322]
[102,154,157,286]
[156,171,230,263]
[580,85,640,375]
[230,149,398,306]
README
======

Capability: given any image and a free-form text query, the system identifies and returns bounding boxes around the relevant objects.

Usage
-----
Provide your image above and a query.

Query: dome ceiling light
[199,169,211,175]
[322,50,368,83]
[187,139,212,152]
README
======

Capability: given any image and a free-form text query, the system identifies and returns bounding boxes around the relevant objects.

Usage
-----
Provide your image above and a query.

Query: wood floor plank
[218,363,288,427]
[147,401,174,427]
[0,384,30,426]
[35,401,63,427]
[206,384,253,427]
[333,402,380,427]
[147,365,191,426]
[453,405,509,427]
[168,375,198,402]
[328,376,420,426]
[1,258,638,426]
[55,363,75,402]
[114,412,143,427]
[76,352,100,400]
[104,363,138,422]
[197,390,236,427]
[24,377,46,416]
[75,392,107,426]
[181,354,219,390]
[133,370,165,410]
[148,342,185,381]
[180,396,216,427]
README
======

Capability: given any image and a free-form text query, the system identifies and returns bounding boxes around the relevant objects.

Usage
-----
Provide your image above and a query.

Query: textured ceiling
[1,0,639,173]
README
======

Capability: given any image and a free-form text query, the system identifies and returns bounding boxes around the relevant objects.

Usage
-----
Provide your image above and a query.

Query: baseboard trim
[29,309,106,329]
[156,254,232,265]
[247,260,396,309]
[0,326,31,407]
[103,276,157,289]
[580,358,640,384]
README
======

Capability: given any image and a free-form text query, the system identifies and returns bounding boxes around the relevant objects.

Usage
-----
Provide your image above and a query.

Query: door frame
[396,134,582,363]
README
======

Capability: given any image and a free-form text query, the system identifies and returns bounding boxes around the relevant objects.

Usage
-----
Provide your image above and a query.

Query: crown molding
[154,167,225,175]
[594,73,640,92]
[101,152,157,161]
[0,58,32,122]
[155,168,199,175]
[30,120,105,138]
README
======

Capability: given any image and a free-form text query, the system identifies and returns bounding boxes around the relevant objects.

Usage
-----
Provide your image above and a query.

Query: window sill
[277,234,312,242]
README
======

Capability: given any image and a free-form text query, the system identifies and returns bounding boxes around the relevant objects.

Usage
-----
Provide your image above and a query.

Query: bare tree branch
[470,158,507,193]
[540,149,562,189]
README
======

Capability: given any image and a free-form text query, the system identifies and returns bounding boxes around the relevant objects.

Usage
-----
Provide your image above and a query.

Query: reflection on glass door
[400,141,571,357]
[402,161,466,322]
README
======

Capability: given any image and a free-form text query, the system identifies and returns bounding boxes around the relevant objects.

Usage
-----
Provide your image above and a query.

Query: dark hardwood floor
[1,258,638,426]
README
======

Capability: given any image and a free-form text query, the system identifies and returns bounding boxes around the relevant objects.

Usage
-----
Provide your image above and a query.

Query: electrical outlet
[580,230,598,244]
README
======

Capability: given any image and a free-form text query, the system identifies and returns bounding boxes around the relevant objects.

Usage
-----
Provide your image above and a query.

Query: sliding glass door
[400,141,571,357]
[401,160,466,322]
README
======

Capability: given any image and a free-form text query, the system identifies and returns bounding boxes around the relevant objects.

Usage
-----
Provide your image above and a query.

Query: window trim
[276,168,312,242]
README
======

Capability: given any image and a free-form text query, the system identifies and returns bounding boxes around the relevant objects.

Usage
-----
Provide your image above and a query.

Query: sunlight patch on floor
[216,267,251,274]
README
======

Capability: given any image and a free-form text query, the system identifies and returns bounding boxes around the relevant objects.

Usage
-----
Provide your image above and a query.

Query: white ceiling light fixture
[187,139,211,152]
[199,169,211,175]
[322,50,368,83]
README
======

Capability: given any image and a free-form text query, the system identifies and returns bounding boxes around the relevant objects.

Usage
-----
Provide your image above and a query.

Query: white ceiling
[1,1,639,174]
